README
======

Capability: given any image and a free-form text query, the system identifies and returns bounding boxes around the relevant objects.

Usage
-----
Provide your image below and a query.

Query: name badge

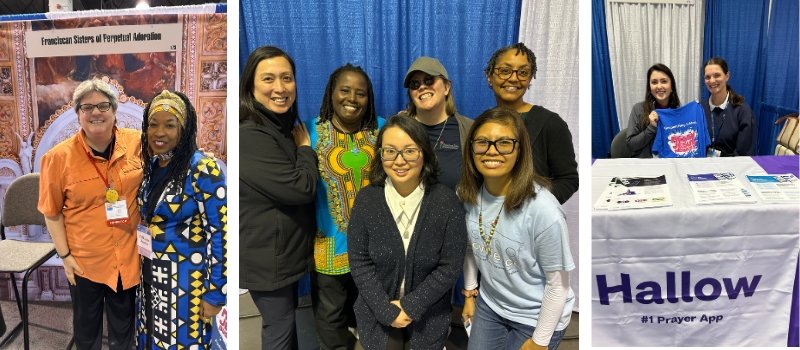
[136,224,153,259]
[105,199,130,226]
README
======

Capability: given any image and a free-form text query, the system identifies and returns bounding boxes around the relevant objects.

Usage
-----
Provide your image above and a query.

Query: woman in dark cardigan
[348,116,466,349]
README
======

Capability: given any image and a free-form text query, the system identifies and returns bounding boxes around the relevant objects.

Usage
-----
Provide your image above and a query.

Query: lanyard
[84,137,120,203]
[85,148,111,189]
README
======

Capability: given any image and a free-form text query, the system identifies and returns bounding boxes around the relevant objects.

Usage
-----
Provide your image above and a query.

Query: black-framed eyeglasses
[493,67,532,80]
[78,102,112,113]
[408,75,437,90]
[380,147,421,161]
[471,138,518,155]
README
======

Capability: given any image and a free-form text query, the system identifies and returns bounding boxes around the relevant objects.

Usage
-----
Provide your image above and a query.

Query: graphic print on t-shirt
[469,224,521,275]
[652,101,710,158]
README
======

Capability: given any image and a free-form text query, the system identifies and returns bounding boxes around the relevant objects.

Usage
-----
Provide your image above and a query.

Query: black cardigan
[239,106,318,291]
[348,183,466,349]
[521,106,579,204]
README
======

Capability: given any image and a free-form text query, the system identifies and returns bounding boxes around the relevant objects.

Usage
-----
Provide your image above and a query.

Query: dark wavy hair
[138,91,198,222]
[368,115,438,190]
[703,57,745,107]
[317,63,378,130]
[457,107,550,212]
[239,46,299,126]
[641,63,681,128]
[484,42,538,80]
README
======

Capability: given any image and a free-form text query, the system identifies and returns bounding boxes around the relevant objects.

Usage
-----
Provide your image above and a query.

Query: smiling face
[332,71,368,129]
[381,126,423,194]
[472,121,519,185]
[407,71,450,113]
[253,56,296,114]
[488,50,532,106]
[147,111,182,157]
[704,64,729,97]
[649,70,673,107]
[77,91,116,145]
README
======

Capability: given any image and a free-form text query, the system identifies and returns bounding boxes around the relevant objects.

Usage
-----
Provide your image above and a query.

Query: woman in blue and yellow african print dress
[136,90,227,349]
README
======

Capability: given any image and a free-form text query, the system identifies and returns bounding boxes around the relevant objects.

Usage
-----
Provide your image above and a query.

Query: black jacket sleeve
[240,124,317,205]
[543,116,579,204]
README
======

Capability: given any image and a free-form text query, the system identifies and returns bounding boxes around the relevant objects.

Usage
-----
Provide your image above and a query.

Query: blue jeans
[468,296,566,350]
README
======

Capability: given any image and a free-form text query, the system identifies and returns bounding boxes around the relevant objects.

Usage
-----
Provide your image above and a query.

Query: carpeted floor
[239,292,579,350]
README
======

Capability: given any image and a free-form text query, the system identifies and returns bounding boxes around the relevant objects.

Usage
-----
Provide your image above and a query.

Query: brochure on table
[594,175,673,210]
[686,172,756,205]
[746,174,800,203]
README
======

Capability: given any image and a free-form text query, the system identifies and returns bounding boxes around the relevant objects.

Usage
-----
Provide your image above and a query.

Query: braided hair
[317,63,378,131]
[484,42,538,80]
[138,91,199,222]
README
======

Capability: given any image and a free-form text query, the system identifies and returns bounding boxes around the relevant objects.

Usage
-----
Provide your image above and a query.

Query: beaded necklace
[478,192,503,255]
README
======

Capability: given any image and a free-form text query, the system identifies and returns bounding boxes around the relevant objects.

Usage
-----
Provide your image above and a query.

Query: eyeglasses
[78,102,112,113]
[380,147,421,161]
[471,138,518,155]
[493,67,532,80]
[408,75,436,90]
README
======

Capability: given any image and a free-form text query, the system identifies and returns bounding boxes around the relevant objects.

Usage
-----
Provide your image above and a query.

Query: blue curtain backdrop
[240,0,521,122]
[591,0,618,159]
[240,0,521,297]
[702,0,799,155]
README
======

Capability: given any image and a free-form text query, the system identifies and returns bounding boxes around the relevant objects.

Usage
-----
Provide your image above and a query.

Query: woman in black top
[348,116,466,349]
[484,43,578,204]
[239,46,317,350]
[701,57,755,156]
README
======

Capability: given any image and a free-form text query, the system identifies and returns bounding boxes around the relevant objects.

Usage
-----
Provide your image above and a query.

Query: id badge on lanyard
[136,224,153,259]
[105,198,130,225]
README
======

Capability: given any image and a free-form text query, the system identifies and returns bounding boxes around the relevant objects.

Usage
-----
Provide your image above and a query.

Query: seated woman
[625,63,681,158]
[701,57,755,156]
[348,116,466,349]
[136,90,227,349]
[459,107,575,350]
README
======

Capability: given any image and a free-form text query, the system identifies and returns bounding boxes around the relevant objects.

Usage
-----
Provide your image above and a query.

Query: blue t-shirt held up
[652,101,711,158]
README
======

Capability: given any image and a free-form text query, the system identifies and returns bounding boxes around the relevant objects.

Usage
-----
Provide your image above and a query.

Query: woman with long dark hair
[459,107,574,350]
[625,63,681,158]
[136,90,227,349]
[239,46,317,350]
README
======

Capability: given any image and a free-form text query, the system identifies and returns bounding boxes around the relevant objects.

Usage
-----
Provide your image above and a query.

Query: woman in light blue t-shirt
[457,107,575,350]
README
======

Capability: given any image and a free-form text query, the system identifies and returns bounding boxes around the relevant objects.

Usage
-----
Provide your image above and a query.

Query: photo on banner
[0,9,228,348]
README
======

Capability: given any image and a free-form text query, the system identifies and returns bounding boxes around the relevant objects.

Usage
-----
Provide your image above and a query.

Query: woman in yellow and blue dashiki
[135,90,227,349]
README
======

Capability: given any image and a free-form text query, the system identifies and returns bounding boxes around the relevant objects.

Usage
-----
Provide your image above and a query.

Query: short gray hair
[72,79,118,113]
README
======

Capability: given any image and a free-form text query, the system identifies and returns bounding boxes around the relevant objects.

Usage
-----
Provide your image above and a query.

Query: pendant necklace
[400,199,423,239]
[478,193,503,255]
[432,116,449,150]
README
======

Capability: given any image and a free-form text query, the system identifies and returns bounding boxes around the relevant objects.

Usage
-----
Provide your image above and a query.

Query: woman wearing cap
[484,43,577,204]
[136,90,227,349]
[402,56,473,191]
[348,116,466,349]
[240,46,317,350]
[39,78,141,349]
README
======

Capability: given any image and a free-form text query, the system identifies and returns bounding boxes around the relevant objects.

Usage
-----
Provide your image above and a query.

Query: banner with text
[26,23,181,57]
[592,207,798,346]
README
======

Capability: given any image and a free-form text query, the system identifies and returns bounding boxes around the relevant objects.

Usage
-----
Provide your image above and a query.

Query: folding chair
[0,173,56,350]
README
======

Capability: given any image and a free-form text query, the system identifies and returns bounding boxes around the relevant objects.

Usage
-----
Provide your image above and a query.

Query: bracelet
[58,249,71,259]
[462,288,479,298]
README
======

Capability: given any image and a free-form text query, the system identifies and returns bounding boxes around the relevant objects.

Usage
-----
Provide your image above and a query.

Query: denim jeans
[467,296,566,350]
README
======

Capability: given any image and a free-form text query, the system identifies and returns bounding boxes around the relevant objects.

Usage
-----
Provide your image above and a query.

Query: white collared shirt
[384,178,424,297]
[709,92,730,110]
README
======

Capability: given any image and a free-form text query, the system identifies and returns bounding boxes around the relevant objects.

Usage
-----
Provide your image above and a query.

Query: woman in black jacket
[239,46,317,350]
[348,116,466,349]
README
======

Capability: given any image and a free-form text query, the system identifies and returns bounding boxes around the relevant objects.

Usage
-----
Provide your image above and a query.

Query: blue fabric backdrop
[240,0,521,122]
[702,0,799,155]
[591,0,619,159]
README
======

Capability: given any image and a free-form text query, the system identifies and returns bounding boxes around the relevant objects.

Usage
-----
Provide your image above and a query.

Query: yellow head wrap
[148,90,187,126]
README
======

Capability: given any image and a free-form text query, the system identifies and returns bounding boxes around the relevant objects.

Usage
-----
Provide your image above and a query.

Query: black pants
[69,274,135,350]
[386,327,411,350]
[251,282,298,350]
[310,272,358,350]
